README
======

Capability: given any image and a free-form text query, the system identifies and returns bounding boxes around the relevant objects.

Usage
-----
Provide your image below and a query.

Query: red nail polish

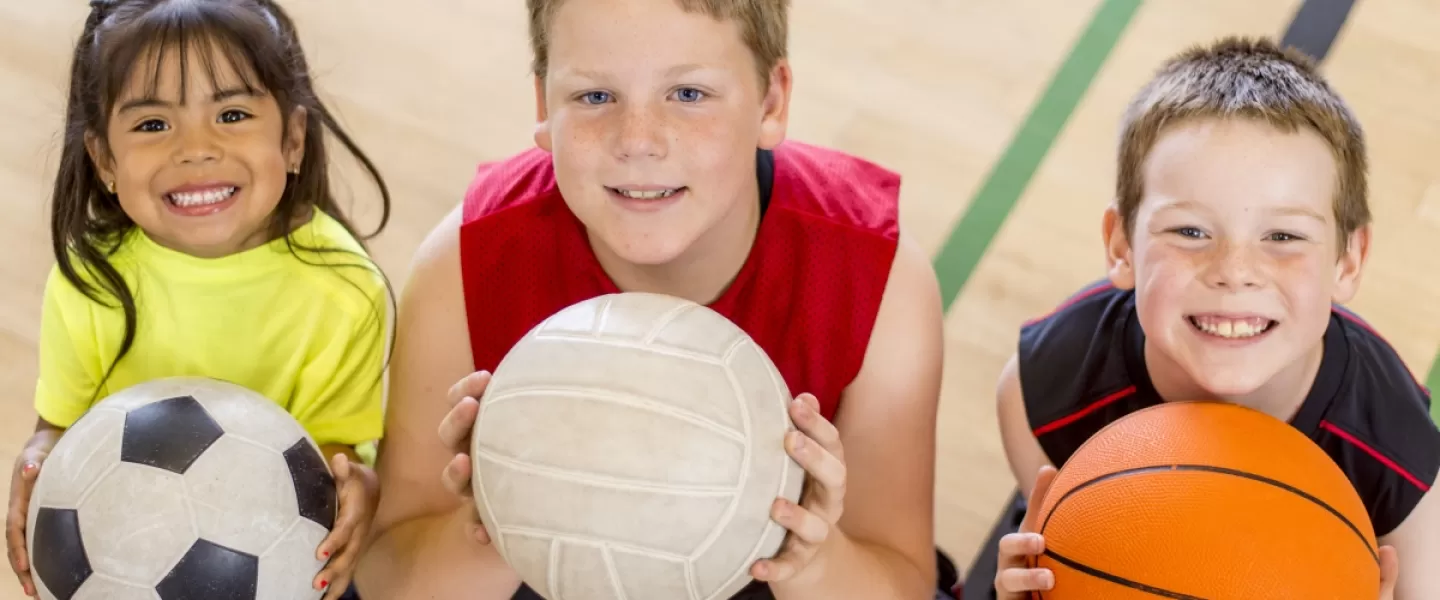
[321,551,330,559]
[320,580,328,589]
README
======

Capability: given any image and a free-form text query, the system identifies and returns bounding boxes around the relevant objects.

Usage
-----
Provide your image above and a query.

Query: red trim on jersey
[1320,420,1431,492]
[1331,308,1430,398]
[1033,385,1138,436]
[1023,283,1116,328]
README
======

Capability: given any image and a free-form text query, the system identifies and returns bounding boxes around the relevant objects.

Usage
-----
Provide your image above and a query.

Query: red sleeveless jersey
[457,141,900,420]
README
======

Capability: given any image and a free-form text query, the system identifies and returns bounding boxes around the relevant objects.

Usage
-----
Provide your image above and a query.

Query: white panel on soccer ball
[255,517,327,600]
[188,387,311,454]
[71,573,161,600]
[184,435,297,556]
[77,464,195,585]
[27,409,124,510]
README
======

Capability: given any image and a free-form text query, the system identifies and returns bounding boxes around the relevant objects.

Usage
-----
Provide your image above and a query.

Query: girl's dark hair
[53,0,394,398]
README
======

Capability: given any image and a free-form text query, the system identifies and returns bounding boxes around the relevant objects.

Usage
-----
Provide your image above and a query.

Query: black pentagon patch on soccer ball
[155,539,258,600]
[284,439,337,530]
[31,508,91,600]
[121,395,224,475]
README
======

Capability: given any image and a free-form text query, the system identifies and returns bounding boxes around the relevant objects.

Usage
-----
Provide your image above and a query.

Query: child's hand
[1377,545,1399,600]
[7,428,61,599]
[437,370,492,545]
[751,394,844,584]
[994,465,1059,599]
[312,453,379,599]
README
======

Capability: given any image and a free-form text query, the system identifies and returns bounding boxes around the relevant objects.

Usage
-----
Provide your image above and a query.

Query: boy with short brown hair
[992,36,1438,599]
[356,0,950,598]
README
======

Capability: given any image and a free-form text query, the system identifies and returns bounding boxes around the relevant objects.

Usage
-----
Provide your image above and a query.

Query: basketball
[1034,401,1380,599]
[469,292,805,600]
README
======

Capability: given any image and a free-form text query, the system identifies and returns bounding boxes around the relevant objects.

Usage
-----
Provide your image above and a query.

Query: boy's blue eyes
[577,88,707,105]
[1169,227,1305,242]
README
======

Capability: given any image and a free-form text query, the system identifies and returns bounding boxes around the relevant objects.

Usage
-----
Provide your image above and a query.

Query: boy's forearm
[355,507,514,598]
[770,532,933,600]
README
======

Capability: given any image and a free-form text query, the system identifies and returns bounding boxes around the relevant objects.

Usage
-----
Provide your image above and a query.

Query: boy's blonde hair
[526,0,789,85]
[1116,36,1368,248]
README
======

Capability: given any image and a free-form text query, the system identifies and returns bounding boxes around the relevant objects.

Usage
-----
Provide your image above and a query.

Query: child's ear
[1331,224,1370,303]
[1102,204,1136,290]
[533,75,553,152]
[284,106,308,173]
[84,131,116,192]
[757,60,792,150]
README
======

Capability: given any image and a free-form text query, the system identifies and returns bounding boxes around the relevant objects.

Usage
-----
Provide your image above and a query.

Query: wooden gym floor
[1,1,1437,596]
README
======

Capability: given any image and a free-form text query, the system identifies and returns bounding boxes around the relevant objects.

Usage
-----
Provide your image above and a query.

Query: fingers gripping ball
[26,377,337,600]
[1034,401,1380,599]
[470,292,806,600]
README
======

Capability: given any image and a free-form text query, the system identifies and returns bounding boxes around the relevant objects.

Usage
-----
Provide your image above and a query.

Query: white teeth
[1193,318,1269,338]
[168,186,236,207]
[615,188,679,200]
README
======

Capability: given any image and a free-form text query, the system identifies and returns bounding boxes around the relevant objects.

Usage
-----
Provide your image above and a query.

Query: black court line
[1280,0,1358,63]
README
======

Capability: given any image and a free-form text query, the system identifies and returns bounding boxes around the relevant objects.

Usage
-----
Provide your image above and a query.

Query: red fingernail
[321,551,330,559]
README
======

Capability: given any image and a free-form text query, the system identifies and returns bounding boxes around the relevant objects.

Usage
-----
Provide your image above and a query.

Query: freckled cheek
[1269,253,1332,313]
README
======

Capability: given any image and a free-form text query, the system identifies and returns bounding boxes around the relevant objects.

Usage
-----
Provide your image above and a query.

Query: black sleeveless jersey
[1017,280,1439,537]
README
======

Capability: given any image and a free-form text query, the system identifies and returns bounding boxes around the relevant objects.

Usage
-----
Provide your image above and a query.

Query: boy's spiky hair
[1116,36,1368,248]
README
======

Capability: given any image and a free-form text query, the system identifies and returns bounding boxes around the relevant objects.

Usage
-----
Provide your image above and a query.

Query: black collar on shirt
[757,147,775,217]
[1120,303,1349,434]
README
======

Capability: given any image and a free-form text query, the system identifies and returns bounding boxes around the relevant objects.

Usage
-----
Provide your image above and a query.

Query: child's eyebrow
[115,87,258,114]
[1271,206,1329,222]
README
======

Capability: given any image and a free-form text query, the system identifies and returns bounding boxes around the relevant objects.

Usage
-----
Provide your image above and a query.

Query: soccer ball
[26,377,337,600]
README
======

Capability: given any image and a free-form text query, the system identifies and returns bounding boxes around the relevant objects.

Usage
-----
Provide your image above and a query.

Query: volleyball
[470,292,804,600]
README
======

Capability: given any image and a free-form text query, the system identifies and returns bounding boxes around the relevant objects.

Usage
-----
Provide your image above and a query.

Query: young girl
[6,1,391,598]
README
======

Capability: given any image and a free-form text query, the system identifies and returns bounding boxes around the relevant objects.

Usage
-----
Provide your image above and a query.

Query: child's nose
[612,105,668,161]
[172,130,222,165]
[1202,243,1263,290]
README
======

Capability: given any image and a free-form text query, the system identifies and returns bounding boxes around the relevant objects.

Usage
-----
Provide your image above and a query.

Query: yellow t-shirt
[34,210,389,450]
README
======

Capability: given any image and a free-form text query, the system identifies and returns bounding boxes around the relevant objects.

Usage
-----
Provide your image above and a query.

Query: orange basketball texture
[1034,401,1379,600]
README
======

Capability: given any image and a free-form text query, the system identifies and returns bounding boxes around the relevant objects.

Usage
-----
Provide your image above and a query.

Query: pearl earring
[106,180,115,194]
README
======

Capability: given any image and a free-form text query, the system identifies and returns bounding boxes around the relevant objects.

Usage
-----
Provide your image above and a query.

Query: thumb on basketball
[993,465,1057,598]
[1019,465,1057,534]
[1376,545,1399,600]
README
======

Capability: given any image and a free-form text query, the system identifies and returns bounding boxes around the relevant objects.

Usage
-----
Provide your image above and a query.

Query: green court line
[932,0,1143,311]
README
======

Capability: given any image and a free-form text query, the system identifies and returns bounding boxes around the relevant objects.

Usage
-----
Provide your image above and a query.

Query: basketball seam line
[473,447,737,496]
[1041,549,1207,599]
[1038,464,1379,565]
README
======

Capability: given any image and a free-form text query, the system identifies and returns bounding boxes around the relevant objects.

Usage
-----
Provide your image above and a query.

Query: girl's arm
[764,232,943,600]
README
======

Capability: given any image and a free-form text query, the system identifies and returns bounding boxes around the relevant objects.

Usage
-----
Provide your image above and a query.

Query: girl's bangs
[95,1,289,120]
